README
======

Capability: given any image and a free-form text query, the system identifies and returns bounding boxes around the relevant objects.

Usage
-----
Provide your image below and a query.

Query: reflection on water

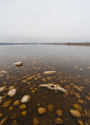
[0,45,90,125]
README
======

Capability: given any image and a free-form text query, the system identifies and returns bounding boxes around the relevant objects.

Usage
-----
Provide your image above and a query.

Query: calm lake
[0,45,90,125]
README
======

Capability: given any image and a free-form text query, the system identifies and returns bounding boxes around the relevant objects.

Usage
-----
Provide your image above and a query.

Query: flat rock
[56,109,62,117]
[43,71,57,75]
[55,118,63,124]
[21,111,27,116]
[13,100,20,106]
[38,107,46,114]
[77,119,84,125]
[0,86,6,93]
[0,96,3,104]
[19,104,26,109]
[21,95,31,103]
[7,88,16,97]
[70,109,81,118]
[14,61,23,67]
[34,118,39,125]
[74,85,82,91]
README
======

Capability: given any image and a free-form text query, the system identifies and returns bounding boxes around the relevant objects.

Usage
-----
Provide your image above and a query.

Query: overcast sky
[0,0,90,43]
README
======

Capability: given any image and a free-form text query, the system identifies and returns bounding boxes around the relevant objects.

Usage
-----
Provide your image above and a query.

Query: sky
[0,0,90,43]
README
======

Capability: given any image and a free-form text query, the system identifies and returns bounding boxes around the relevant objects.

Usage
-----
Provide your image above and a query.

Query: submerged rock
[0,96,3,104]
[38,107,46,114]
[0,86,6,93]
[13,100,20,106]
[70,109,81,118]
[7,88,16,97]
[77,119,84,125]
[0,113,3,118]
[55,118,63,124]
[0,71,7,74]
[43,71,57,75]
[21,95,31,103]
[14,61,23,67]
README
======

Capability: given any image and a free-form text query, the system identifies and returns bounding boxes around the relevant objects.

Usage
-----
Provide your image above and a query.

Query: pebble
[0,113,3,118]
[0,96,3,104]
[48,104,54,111]
[9,86,15,91]
[78,99,84,104]
[21,111,27,116]
[75,93,80,98]
[43,71,57,75]
[56,109,62,117]
[3,100,12,107]
[55,118,63,124]
[19,104,26,109]
[74,85,82,91]
[0,86,6,93]
[38,107,46,114]
[14,61,23,67]
[13,100,20,106]
[73,104,82,111]
[77,119,84,125]
[70,109,81,118]
[7,88,16,97]
[21,95,31,103]
[0,117,7,125]
[34,117,39,125]
[9,106,13,110]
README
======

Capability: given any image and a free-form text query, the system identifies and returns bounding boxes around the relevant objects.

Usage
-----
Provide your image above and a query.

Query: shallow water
[0,45,90,125]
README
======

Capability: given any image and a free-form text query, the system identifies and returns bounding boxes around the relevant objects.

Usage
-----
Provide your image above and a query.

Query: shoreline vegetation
[0,42,90,46]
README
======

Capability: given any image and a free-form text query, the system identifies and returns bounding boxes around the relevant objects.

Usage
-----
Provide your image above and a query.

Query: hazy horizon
[0,0,90,43]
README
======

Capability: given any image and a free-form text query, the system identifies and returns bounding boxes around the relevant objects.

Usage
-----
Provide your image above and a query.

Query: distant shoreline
[0,43,90,46]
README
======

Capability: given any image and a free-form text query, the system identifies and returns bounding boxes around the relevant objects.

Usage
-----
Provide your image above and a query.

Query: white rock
[0,96,3,104]
[0,86,6,93]
[14,61,23,67]
[21,95,31,103]
[7,88,16,97]
[43,71,57,75]
[0,71,7,74]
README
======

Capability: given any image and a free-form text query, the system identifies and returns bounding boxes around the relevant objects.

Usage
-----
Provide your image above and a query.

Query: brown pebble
[56,109,62,117]
[55,118,63,124]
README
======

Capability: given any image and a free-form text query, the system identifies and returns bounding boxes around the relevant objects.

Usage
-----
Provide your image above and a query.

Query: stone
[41,78,47,82]
[9,106,13,110]
[48,104,54,111]
[21,95,31,103]
[7,88,16,97]
[0,86,6,93]
[38,107,46,114]
[75,93,80,98]
[73,104,82,111]
[70,109,81,118]
[14,61,23,67]
[77,119,84,125]
[21,111,27,116]
[9,86,15,91]
[19,104,26,109]
[56,109,62,117]
[0,117,7,125]
[13,100,20,106]
[43,71,57,75]
[78,99,83,104]
[86,96,90,100]
[0,113,3,118]
[0,96,3,104]
[3,100,12,107]
[34,118,39,125]
[74,85,82,91]
[0,71,7,74]
[55,118,63,124]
